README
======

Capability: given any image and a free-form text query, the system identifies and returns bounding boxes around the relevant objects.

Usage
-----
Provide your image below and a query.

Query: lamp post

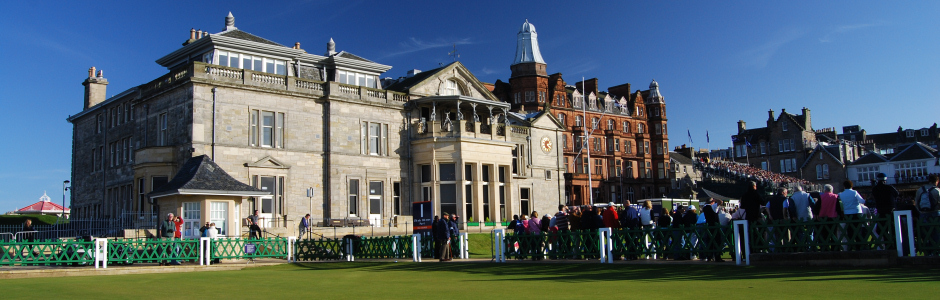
[61,180,71,224]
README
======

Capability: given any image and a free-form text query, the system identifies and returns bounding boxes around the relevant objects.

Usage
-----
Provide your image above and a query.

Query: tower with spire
[506,20,553,113]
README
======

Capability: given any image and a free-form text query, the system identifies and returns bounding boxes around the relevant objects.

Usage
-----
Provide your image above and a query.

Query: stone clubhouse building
[67,13,667,237]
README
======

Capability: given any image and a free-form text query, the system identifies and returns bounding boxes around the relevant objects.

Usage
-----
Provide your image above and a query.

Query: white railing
[296,79,323,91]
[251,73,285,85]
[205,66,242,79]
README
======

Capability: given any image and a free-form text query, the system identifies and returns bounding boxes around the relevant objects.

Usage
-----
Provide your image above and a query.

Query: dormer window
[921,129,929,137]
[906,130,914,138]
[337,70,377,88]
[215,50,286,75]
[441,79,463,96]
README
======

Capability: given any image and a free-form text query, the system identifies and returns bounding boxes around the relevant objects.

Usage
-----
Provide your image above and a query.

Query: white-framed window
[250,109,285,148]
[557,114,566,126]
[816,164,830,180]
[658,162,665,179]
[778,158,797,173]
[216,50,286,75]
[210,202,229,236]
[361,121,389,156]
[575,116,583,127]
[623,121,629,133]
[336,70,377,88]
[760,142,766,154]
[906,130,914,138]
[655,124,662,135]
[637,123,645,134]
[607,119,615,130]
[857,166,880,182]
[778,139,794,152]
[625,140,632,154]
[895,161,928,178]
[525,91,535,102]
[592,117,599,129]
[645,161,652,179]
[182,202,201,238]
[644,141,650,154]
[158,113,167,146]
[782,121,788,131]
[348,179,359,216]
[656,142,663,155]
[441,79,463,96]
[614,139,620,152]
[921,129,929,136]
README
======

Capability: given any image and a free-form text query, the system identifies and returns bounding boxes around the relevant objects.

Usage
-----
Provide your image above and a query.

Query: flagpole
[582,77,593,206]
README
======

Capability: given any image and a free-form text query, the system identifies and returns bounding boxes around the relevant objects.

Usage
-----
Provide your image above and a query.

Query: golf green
[1,262,937,299]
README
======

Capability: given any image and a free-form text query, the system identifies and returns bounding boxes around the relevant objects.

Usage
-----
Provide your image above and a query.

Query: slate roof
[150,155,267,198]
[384,64,450,92]
[850,152,889,166]
[670,152,695,165]
[219,30,284,47]
[335,51,374,63]
[890,143,937,162]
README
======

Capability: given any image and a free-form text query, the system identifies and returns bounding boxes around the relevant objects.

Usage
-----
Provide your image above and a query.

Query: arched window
[558,114,566,126]
[575,116,583,126]
[592,117,599,129]
[607,119,615,130]
[441,79,463,96]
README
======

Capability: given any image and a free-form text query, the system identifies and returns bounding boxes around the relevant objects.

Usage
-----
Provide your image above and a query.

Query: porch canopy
[149,155,269,200]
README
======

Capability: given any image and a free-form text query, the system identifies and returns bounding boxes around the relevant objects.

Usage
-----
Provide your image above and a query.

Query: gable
[528,111,565,130]
[396,62,498,101]
[245,155,291,169]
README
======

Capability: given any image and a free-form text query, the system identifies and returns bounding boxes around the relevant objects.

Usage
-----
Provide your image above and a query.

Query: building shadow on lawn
[289,262,940,284]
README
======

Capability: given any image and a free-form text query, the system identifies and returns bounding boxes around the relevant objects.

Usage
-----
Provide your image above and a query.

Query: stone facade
[67,14,567,236]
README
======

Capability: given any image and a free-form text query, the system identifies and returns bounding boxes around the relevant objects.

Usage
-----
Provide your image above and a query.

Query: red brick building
[492,20,670,206]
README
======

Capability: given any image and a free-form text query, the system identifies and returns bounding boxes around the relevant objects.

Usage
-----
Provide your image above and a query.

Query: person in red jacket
[602,202,620,228]
[173,215,184,239]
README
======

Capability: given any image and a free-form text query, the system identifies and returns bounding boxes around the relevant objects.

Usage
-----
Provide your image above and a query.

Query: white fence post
[894,210,916,257]
[733,220,750,266]
[412,234,421,262]
[199,237,208,266]
[94,238,108,269]
[460,232,469,259]
[287,236,297,262]
[599,228,612,264]
[492,229,504,262]
[345,237,355,262]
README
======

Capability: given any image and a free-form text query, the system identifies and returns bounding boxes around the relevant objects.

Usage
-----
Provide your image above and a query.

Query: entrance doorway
[182,202,200,238]
[368,181,383,227]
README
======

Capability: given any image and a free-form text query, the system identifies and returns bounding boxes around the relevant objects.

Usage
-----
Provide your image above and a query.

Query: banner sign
[412,201,433,240]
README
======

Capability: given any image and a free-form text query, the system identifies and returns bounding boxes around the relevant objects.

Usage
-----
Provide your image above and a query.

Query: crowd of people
[702,160,814,187]
[505,199,732,262]
[503,173,940,260]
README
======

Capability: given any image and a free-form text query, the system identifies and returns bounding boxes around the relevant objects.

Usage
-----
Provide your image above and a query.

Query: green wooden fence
[108,238,198,264]
[0,238,95,266]
[210,237,289,260]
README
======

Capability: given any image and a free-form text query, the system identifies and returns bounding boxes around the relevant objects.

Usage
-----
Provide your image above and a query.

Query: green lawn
[1,262,937,299]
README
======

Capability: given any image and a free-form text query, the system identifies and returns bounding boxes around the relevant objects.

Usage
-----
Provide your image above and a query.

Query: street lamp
[61,180,70,223]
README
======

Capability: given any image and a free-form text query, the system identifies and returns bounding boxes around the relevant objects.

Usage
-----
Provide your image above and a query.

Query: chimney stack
[83,67,108,110]
[575,78,599,96]
[737,120,747,134]
[802,107,811,129]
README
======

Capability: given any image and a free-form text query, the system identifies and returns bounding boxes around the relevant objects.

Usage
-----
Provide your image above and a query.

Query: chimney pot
[88,66,96,78]
[190,28,196,40]
[97,70,103,78]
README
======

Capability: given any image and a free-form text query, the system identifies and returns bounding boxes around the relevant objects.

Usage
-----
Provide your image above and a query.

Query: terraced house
[67,13,565,237]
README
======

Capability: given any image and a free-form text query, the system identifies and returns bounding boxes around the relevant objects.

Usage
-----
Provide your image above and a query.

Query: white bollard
[94,238,108,269]
[894,210,916,257]
[733,220,750,266]
[199,237,209,266]
[460,232,469,259]
[598,228,613,264]
[412,234,421,262]
[287,236,297,262]
[492,229,505,262]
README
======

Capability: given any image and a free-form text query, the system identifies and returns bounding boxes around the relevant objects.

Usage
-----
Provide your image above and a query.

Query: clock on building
[540,136,552,153]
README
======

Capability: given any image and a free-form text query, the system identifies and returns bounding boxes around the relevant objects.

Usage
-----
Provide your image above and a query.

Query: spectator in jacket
[702,199,725,262]
[207,223,219,238]
[433,214,452,261]
[914,174,940,255]
[840,181,867,251]
[510,215,523,235]
[656,207,672,259]
[527,212,541,234]
[620,201,640,229]
[568,206,582,231]
[554,205,569,232]
[639,201,654,228]
[173,216,184,239]
[790,186,815,221]
[871,173,899,218]
[740,181,764,224]
[602,203,620,228]
[449,214,460,238]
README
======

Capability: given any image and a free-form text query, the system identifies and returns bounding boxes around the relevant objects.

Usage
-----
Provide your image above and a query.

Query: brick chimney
[576,78,598,96]
[802,107,811,130]
[737,120,747,134]
[607,82,631,97]
[83,67,108,110]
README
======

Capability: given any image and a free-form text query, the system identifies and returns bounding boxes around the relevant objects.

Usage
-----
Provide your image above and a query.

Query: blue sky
[0,0,937,213]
